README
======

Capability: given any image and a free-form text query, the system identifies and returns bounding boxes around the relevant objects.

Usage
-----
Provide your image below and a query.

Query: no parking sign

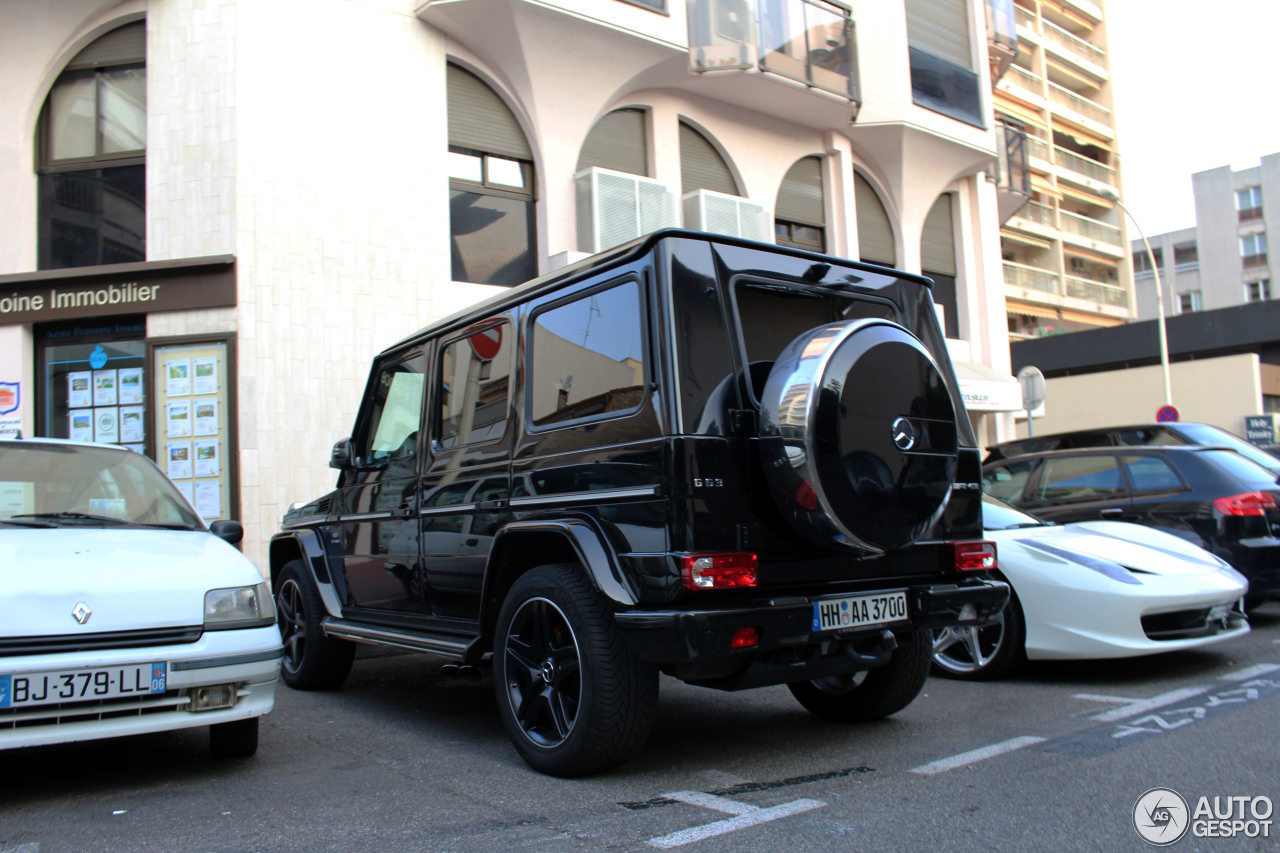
[1157,405,1179,423]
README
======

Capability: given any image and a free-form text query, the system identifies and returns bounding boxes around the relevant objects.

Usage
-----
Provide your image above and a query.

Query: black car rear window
[1200,449,1280,488]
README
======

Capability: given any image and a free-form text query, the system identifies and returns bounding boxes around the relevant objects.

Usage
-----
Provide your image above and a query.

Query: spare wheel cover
[758,318,959,552]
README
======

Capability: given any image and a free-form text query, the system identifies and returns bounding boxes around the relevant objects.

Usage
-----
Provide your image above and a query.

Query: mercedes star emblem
[892,417,919,451]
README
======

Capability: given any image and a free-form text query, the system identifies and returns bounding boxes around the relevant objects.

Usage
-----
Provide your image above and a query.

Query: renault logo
[72,602,92,625]
[891,417,919,451]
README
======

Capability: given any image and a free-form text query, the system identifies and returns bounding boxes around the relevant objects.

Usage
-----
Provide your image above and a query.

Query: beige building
[993,0,1135,341]
[0,0,1028,571]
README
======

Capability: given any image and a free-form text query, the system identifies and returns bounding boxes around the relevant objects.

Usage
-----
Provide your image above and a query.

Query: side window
[529,280,646,428]
[982,460,1036,503]
[1035,455,1123,502]
[437,322,513,448]
[1123,455,1184,492]
[357,352,426,464]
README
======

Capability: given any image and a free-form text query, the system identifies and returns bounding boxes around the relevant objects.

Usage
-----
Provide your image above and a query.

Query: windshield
[1175,423,1280,474]
[982,493,1046,530]
[0,441,202,528]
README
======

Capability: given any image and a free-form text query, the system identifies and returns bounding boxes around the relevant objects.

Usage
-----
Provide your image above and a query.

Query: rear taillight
[1213,492,1277,517]
[952,540,997,571]
[681,552,758,590]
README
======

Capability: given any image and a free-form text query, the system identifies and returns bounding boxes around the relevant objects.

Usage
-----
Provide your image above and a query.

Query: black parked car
[985,422,1280,477]
[983,445,1280,607]
[271,229,1008,776]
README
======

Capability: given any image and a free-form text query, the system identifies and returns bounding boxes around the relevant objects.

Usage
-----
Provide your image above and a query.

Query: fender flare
[269,528,345,619]
[486,518,639,609]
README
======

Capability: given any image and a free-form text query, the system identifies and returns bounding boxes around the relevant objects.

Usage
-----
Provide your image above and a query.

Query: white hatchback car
[0,438,280,756]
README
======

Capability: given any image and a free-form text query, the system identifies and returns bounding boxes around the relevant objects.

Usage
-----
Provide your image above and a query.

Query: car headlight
[204,582,277,630]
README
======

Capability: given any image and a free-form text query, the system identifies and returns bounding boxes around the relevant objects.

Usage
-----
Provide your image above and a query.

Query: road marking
[909,736,1046,775]
[1073,693,1139,704]
[647,792,825,849]
[1087,686,1211,723]
[1220,663,1280,681]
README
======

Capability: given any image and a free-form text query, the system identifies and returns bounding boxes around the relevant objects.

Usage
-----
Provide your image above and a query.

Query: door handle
[390,504,414,519]
[1099,508,1123,518]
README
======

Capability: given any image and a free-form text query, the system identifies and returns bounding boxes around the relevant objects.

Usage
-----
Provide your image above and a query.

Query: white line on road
[909,736,1046,776]
[1219,663,1280,682]
[647,792,825,848]
[1073,693,1141,704]
[1088,686,1211,723]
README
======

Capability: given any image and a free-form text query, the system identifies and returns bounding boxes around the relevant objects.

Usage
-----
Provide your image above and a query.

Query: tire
[788,630,931,723]
[275,559,355,690]
[209,717,258,758]
[930,589,1026,680]
[757,319,961,553]
[493,563,658,777]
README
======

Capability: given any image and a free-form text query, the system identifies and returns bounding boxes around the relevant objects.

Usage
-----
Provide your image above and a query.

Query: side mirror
[210,519,244,545]
[330,438,354,470]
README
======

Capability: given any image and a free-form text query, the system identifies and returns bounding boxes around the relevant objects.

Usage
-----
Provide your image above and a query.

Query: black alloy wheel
[501,595,583,748]
[275,559,354,690]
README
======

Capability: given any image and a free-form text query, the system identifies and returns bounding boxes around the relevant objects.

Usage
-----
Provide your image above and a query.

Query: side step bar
[322,619,470,659]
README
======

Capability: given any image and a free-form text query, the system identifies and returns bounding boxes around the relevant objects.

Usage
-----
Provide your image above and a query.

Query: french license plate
[0,662,167,709]
[812,591,909,632]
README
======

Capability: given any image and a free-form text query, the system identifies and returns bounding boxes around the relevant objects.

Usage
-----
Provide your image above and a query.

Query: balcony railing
[1004,261,1060,294]
[1015,6,1037,33]
[994,120,1030,198]
[1042,19,1106,67]
[1059,210,1121,244]
[1026,135,1051,161]
[1054,145,1115,185]
[1005,65,1043,95]
[1047,82,1111,125]
[1013,200,1055,227]
[689,0,857,102]
[1066,276,1128,307]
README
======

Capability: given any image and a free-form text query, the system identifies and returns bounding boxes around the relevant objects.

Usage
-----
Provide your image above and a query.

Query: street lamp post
[1105,191,1172,407]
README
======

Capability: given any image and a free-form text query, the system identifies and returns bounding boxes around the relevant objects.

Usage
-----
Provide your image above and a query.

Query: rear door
[1017,452,1132,523]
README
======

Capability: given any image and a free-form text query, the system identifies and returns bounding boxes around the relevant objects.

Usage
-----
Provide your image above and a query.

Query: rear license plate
[0,662,167,709]
[812,591,909,633]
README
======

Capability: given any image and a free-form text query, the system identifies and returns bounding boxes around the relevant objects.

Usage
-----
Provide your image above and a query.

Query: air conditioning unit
[689,0,757,72]
[575,167,678,254]
[683,189,772,243]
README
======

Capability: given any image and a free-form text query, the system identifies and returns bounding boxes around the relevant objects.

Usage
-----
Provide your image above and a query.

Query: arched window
[36,21,146,270]
[577,108,648,176]
[922,193,959,338]
[854,172,895,266]
[679,122,738,196]
[447,64,537,287]
[774,156,825,251]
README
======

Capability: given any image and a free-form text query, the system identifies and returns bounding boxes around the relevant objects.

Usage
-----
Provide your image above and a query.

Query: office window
[1241,233,1268,269]
[854,172,895,266]
[1177,291,1202,313]
[1237,186,1263,223]
[1132,247,1162,275]
[37,22,146,270]
[906,0,982,127]
[1173,244,1198,267]
[775,156,825,252]
[447,65,537,287]
[1246,280,1271,303]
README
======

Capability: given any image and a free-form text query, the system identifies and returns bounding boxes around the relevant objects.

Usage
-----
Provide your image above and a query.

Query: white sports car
[0,438,280,755]
[931,495,1250,679]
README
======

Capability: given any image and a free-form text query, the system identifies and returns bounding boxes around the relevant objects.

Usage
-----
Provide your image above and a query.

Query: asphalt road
[2,606,1278,853]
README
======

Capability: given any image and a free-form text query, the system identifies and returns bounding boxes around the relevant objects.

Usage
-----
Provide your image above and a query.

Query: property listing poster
[67,366,144,449]
[154,343,231,522]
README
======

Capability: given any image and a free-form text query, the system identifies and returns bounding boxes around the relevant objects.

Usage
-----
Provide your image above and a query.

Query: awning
[1057,309,1125,327]
[1007,302,1060,319]
[1029,174,1061,198]
[996,101,1047,130]
[1002,231,1054,250]
[1064,246,1119,265]
[954,361,1023,413]
[1060,184,1112,206]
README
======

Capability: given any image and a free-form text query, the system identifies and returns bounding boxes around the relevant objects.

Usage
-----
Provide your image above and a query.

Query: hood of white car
[987,520,1236,579]
[0,529,263,637]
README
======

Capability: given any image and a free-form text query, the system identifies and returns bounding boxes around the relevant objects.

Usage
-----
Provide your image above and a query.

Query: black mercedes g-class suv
[270,230,1007,776]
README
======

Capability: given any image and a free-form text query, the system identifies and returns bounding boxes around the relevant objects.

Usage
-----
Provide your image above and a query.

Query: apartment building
[1131,153,1279,320]
[0,0,1022,568]
[992,0,1135,341]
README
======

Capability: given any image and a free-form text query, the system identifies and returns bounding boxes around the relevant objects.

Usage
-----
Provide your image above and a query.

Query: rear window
[1177,424,1280,473]
[1200,449,1280,488]
[1035,454,1123,501]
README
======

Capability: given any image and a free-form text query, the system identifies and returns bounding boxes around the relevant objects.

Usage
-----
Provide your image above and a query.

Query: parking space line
[1072,693,1139,704]
[909,736,1046,775]
[1087,686,1210,723]
[647,794,825,849]
[1220,663,1280,682]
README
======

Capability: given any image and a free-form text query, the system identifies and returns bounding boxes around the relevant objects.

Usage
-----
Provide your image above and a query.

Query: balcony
[986,0,1018,82]
[1047,82,1112,136]
[1010,199,1055,228]
[1059,210,1122,249]
[689,0,857,102]
[993,120,1031,222]
[1066,276,1128,307]
[1054,145,1116,189]
[1041,18,1107,80]
[1004,261,1060,295]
